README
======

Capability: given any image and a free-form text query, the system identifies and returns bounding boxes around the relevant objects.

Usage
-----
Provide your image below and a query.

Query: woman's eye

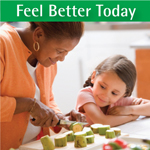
[57,50,62,54]
[112,92,117,95]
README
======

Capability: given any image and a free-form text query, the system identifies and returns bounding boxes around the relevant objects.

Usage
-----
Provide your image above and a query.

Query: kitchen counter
[117,116,150,138]
[19,116,150,150]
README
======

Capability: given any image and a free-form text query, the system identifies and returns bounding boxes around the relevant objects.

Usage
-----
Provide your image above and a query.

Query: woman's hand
[56,109,87,130]
[14,97,59,127]
[107,106,132,116]
[30,99,59,127]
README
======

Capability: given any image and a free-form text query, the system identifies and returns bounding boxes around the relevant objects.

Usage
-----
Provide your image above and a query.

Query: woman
[0,22,85,150]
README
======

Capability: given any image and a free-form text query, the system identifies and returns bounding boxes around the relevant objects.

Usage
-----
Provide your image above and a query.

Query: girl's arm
[83,102,138,127]
[107,98,150,116]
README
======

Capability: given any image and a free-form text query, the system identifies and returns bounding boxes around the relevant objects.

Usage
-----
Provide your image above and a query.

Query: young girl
[75,55,150,127]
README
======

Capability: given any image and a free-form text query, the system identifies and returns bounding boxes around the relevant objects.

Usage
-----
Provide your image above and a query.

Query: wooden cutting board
[19,133,128,150]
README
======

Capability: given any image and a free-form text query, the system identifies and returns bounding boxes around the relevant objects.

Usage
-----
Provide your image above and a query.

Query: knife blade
[57,119,88,126]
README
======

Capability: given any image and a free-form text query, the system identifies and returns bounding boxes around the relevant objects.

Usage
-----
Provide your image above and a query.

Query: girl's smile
[98,96,107,103]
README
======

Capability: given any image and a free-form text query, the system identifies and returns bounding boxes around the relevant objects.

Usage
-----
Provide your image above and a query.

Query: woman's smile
[49,57,56,65]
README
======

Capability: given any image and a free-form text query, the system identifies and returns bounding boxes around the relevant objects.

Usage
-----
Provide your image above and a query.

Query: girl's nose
[101,92,109,102]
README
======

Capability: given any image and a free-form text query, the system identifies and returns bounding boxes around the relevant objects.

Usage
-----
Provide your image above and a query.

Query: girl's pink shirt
[75,86,134,125]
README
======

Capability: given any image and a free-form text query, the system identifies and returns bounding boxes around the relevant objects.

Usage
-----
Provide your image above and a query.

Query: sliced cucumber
[105,129,116,139]
[64,130,74,142]
[54,134,67,147]
[40,135,55,150]
[90,123,103,133]
[86,135,95,144]
[98,125,110,135]
[74,136,87,148]
[83,127,94,135]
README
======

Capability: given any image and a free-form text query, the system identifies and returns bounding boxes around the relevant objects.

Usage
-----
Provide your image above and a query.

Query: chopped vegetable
[103,138,128,150]
[40,135,55,150]
[103,143,113,150]
[85,135,94,144]
[114,138,127,148]
[63,130,74,142]
[70,122,83,133]
[74,136,87,148]
[129,144,143,150]
[54,134,67,147]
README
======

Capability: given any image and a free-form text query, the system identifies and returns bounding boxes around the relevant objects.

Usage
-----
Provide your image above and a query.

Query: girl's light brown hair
[83,55,137,97]
[29,22,84,40]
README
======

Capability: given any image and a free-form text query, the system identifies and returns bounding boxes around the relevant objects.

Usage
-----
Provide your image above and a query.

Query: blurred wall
[53,29,150,114]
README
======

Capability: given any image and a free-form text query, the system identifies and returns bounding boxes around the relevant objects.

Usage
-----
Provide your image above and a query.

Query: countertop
[117,116,150,138]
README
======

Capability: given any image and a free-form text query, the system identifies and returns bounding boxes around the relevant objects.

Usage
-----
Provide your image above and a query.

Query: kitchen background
[1,22,150,114]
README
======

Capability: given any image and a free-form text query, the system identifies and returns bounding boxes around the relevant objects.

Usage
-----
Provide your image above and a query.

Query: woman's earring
[33,42,40,52]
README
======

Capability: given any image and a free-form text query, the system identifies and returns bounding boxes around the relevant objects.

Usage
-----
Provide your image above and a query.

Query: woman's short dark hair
[29,22,84,40]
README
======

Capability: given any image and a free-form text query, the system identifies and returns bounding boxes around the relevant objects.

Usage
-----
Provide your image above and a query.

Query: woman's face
[91,71,126,107]
[32,27,79,67]
[35,38,79,67]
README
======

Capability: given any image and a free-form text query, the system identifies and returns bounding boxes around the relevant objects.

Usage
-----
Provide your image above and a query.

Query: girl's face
[91,71,126,107]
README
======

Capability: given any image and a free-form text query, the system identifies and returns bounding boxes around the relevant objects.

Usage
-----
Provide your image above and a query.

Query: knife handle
[57,119,60,125]
[32,118,36,121]
[31,118,61,126]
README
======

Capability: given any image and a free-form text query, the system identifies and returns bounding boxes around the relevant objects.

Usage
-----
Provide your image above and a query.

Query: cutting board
[19,132,128,150]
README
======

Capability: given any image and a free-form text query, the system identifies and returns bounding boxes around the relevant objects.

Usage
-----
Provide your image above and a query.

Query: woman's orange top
[0,24,61,150]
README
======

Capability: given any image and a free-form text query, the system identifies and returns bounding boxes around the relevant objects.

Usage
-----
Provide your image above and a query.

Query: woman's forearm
[14,97,34,114]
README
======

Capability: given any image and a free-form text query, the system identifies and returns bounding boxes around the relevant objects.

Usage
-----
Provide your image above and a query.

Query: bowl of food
[102,137,150,150]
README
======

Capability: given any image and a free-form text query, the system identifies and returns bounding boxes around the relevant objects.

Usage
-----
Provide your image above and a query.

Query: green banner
[1,0,150,21]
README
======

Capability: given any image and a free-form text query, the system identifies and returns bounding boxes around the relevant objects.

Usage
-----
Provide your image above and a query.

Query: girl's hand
[131,98,149,105]
[132,98,143,105]
[107,106,132,116]
[56,109,86,122]
[30,99,59,127]
[131,115,139,121]
[56,110,87,130]
[107,107,139,121]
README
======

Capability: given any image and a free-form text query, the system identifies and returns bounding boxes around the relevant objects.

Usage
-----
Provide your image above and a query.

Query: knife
[57,119,88,126]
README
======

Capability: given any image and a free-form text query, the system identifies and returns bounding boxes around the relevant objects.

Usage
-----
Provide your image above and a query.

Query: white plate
[20,134,149,150]
[86,137,150,150]
[120,137,150,145]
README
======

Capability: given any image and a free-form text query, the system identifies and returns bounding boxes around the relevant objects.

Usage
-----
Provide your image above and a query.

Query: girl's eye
[112,92,117,95]
[101,85,105,89]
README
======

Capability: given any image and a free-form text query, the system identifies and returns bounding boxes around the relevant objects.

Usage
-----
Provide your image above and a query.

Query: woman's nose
[59,52,68,62]
[59,55,65,61]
